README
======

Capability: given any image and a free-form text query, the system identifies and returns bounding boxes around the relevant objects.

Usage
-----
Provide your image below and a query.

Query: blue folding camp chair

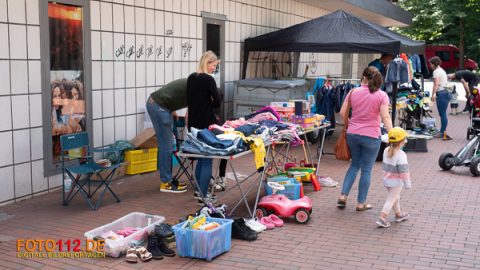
[60,132,122,210]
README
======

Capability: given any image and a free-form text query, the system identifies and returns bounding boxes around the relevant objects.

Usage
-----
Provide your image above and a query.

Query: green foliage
[395,0,480,64]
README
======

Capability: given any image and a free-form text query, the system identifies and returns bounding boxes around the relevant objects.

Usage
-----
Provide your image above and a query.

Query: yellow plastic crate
[124,148,158,175]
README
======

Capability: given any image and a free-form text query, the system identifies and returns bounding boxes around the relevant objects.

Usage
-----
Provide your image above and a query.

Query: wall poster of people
[48,3,86,162]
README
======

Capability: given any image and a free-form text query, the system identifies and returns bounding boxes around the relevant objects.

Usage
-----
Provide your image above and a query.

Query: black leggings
[219,160,227,177]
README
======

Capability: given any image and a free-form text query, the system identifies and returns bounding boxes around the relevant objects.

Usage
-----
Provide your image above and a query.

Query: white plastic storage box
[172,217,233,261]
[84,212,165,257]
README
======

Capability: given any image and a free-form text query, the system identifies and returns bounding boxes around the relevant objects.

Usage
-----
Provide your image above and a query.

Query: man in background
[448,70,480,113]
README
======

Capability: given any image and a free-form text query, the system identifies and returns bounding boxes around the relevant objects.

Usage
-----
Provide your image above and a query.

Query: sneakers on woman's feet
[213,177,227,192]
[375,217,391,228]
[395,212,410,223]
[160,181,187,193]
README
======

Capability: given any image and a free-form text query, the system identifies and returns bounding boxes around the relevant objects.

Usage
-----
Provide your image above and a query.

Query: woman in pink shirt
[337,67,393,211]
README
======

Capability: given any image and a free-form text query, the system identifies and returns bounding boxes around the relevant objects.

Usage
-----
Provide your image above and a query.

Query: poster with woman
[48,3,85,162]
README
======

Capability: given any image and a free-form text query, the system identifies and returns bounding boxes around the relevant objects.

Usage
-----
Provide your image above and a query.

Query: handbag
[334,89,355,161]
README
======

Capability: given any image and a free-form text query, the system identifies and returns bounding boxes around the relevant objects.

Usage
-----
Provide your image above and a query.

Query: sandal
[125,247,138,263]
[356,204,373,211]
[135,246,152,262]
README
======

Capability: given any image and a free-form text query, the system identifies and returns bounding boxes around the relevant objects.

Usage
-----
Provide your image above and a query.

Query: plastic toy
[256,182,312,224]
[287,167,321,191]
[439,133,480,176]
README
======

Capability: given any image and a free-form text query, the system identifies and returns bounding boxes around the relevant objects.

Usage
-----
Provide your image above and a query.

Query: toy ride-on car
[255,182,313,224]
[439,134,480,176]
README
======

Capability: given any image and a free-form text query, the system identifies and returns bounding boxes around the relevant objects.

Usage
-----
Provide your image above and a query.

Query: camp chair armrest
[61,154,93,160]
[91,146,122,153]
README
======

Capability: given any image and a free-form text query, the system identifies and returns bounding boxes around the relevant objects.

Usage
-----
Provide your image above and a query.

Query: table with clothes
[174,106,328,218]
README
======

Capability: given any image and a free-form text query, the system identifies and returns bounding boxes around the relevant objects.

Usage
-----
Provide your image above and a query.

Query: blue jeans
[146,99,174,183]
[436,91,452,133]
[195,158,212,197]
[341,134,381,203]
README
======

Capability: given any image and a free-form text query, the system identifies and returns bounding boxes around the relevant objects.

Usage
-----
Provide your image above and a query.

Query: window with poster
[40,0,92,176]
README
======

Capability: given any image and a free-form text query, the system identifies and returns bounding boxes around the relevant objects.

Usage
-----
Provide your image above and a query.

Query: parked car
[425,44,478,72]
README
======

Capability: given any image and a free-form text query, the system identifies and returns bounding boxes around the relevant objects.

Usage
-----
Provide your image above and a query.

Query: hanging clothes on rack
[315,80,336,129]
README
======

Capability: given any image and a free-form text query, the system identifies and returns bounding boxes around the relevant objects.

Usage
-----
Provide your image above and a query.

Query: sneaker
[213,177,227,192]
[395,212,410,223]
[442,133,453,141]
[197,194,217,205]
[375,217,391,228]
[244,218,267,233]
[232,218,258,241]
[160,181,187,193]
[194,191,217,200]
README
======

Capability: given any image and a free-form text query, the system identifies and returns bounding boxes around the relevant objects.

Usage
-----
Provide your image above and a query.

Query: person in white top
[429,56,452,141]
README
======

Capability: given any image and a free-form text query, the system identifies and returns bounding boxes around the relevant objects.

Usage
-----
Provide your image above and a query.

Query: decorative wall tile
[114,61,125,87]
[173,37,181,61]
[9,25,27,59]
[101,32,113,60]
[100,2,113,31]
[92,61,102,89]
[155,36,164,61]
[92,90,102,119]
[0,0,7,22]
[135,7,146,34]
[164,12,173,36]
[135,34,146,61]
[102,90,114,117]
[0,166,14,202]
[125,34,136,61]
[7,0,25,24]
[114,89,126,115]
[124,6,135,33]
[15,163,32,199]
[145,35,155,61]
[11,95,29,129]
[114,116,126,141]
[164,37,173,60]
[13,129,30,163]
[113,33,125,61]
[0,96,12,131]
[103,117,115,145]
[32,160,47,193]
[126,114,136,140]
[90,1,101,30]
[93,119,103,147]
[30,127,42,160]
[0,60,10,95]
[102,61,114,89]
[29,94,42,126]
[113,4,125,32]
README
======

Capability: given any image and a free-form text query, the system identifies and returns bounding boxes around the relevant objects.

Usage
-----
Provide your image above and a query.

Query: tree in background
[395,0,480,69]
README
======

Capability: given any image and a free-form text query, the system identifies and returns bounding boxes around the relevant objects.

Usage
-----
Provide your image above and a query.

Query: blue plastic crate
[172,217,232,261]
[264,176,302,200]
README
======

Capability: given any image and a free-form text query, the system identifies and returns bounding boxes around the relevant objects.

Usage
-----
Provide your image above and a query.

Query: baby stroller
[466,87,480,140]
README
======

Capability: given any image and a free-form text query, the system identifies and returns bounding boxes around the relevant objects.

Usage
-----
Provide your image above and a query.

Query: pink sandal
[268,214,284,227]
[260,217,275,229]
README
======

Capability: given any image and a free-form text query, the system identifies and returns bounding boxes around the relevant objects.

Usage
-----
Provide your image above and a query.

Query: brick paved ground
[1,102,479,270]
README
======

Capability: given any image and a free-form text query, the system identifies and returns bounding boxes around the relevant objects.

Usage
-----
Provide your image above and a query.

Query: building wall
[0,0,346,205]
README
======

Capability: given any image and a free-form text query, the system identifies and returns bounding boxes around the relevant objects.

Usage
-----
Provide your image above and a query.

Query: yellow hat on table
[388,127,408,143]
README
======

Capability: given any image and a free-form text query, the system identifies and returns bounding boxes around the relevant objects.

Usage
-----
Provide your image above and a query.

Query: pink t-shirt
[346,85,389,138]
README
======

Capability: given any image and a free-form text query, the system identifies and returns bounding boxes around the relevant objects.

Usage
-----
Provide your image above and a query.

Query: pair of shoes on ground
[318,176,339,187]
[244,218,267,233]
[160,180,187,193]
[125,246,152,263]
[376,212,409,228]
[337,197,373,211]
[232,218,258,241]
[194,192,217,205]
[146,233,176,260]
[259,214,284,229]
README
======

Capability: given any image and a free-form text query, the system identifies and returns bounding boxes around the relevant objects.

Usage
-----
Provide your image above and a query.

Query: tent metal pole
[392,82,398,126]
[242,49,249,79]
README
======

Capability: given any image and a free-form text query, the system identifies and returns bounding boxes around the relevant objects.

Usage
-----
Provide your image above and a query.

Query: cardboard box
[130,128,158,148]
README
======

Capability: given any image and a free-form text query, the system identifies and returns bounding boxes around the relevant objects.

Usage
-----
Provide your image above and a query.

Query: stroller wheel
[439,153,455,171]
[470,157,480,176]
